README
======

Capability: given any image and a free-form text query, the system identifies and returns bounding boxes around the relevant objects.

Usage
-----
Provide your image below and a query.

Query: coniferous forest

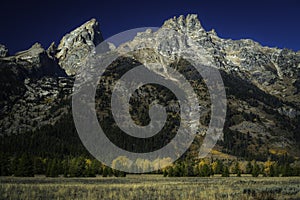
[1,111,299,178]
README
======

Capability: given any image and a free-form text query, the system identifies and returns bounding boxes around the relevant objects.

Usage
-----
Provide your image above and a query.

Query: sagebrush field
[0,175,299,200]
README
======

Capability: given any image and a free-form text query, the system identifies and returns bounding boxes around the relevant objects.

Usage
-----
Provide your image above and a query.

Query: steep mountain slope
[0,15,299,161]
[101,14,300,158]
[0,18,102,135]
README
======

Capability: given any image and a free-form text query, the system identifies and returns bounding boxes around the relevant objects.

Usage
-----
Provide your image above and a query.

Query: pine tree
[62,159,69,177]
[90,159,101,175]
[212,159,223,174]
[76,157,86,177]
[46,159,59,177]
[269,165,275,177]
[68,158,78,177]
[246,161,253,174]
[113,169,126,177]
[15,153,34,177]
[173,165,181,177]
[282,163,293,177]
[33,157,45,175]
[167,166,174,177]
[201,164,211,177]
[107,166,113,177]
[237,169,241,177]
[163,168,168,177]
[233,161,239,174]
[102,166,109,177]
[193,165,200,177]
[0,153,11,176]
[222,165,230,177]
[10,156,18,175]
[85,159,96,177]
[183,162,194,177]
[51,159,59,177]
[210,165,214,176]
[252,161,260,177]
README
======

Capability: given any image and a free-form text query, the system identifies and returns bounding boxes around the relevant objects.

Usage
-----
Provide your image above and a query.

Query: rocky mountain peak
[0,44,9,57]
[162,14,206,35]
[15,42,44,58]
[56,18,103,75]
[0,41,66,83]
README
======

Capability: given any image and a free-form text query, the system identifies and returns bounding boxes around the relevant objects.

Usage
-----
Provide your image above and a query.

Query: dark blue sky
[1,0,299,54]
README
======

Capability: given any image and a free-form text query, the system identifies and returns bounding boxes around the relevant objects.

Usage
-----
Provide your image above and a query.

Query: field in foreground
[0,175,300,200]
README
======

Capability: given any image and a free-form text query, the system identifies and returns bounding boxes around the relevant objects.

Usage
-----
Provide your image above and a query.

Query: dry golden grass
[0,175,299,200]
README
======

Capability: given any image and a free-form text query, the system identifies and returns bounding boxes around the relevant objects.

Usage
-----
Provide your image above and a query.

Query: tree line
[1,152,299,178]
[0,153,126,177]
[162,159,300,177]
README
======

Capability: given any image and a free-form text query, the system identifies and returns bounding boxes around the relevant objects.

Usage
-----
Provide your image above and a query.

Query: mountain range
[0,14,299,162]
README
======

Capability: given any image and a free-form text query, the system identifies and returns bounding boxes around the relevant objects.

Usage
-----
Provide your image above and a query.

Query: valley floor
[0,175,300,200]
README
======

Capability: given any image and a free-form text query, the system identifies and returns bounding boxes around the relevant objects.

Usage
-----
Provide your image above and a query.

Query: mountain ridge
[0,15,299,161]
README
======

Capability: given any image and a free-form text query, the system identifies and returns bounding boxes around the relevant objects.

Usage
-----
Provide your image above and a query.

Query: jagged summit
[56,18,103,75]
[0,44,9,57]
[15,42,44,57]
[163,14,204,31]
[0,42,65,78]
[162,14,207,39]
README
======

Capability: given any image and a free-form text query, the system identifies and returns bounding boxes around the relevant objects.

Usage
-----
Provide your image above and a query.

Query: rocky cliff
[0,44,9,57]
[56,18,103,76]
[97,14,300,158]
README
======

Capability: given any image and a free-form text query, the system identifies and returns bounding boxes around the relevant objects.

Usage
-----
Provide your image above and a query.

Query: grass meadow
[0,175,300,200]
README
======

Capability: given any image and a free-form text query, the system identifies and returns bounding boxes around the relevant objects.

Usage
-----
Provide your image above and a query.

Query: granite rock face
[106,14,300,156]
[0,42,67,127]
[1,42,66,78]
[123,14,300,108]
[56,18,103,75]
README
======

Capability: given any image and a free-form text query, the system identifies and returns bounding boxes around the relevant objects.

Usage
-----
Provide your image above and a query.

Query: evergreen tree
[212,159,223,174]
[33,157,45,175]
[69,158,78,177]
[46,159,59,177]
[68,157,86,177]
[0,153,11,176]
[102,166,109,177]
[183,162,194,177]
[269,164,275,177]
[210,165,214,176]
[246,161,253,174]
[173,165,181,177]
[76,157,86,177]
[102,165,113,177]
[85,159,96,177]
[15,153,34,177]
[200,164,211,177]
[10,156,18,175]
[113,169,126,177]
[233,161,240,174]
[281,163,293,177]
[107,166,113,177]
[222,165,230,177]
[167,166,174,177]
[62,159,69,177]
[163,168,168,177]
[90,159,101,175]
[193,165,199,177]
[252,161,260,177]
[237,169,241,177]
